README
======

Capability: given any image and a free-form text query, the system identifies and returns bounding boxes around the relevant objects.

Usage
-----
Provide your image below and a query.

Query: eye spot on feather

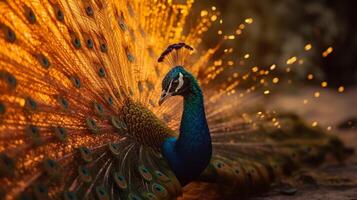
[108,143,120,155]
[85,6,94,16]
[105,95,113,106]
[138,165,152,181]
[119,21,127,31]
[37,54,50,69]
[42,159,60,177]
[118,13,127,31]
[152,183,168,198]
[111,116,127,133]
[72,38,81,49]
[153,184,163,192]
[80,167,90,175]
[70,76,81,88]
[213,160,226,169]
[54,126,67,142]
[33,183,48,199]
[54,6,64,21]
[93,101,104,115]
[79,146,92,162]
[29,125,39,135]
[95,185,109,200]
[58,96,69,110]
[155,170,170,182]
[26,125,42,145]
[1,71,17,89]
[86,118,98,134]
[127,53,135,62]
[118,175,124,181]
[98,67,106,77]
[6,76,17,88]
[25,7,36,24]
[155,171,162,176]
[0,153,15,177]
[114,173,127,190]
[100,43,108,53]
[0,102,5,115]
[78,165,92,183]
[25,97,37,111]
[86,38,94,49]
[3,26,16,43]
[63,191,77,200]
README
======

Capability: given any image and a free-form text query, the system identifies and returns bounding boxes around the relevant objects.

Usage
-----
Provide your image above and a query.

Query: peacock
[0,0,354,199]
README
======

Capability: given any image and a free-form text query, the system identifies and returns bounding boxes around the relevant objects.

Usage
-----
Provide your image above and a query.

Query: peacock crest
[0,0,353,199]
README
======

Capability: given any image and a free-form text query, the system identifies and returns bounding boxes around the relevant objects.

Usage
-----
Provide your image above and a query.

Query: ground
[252,130,357,200]
[261,87,357,200]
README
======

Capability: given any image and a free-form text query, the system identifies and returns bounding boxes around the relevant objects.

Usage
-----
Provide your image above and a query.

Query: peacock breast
[120,99,175,149]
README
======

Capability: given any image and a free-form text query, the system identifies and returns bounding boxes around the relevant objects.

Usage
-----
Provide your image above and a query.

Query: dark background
[194,0,357,88]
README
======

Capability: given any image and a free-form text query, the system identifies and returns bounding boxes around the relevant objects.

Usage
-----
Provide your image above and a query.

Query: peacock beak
[158,90,172,106]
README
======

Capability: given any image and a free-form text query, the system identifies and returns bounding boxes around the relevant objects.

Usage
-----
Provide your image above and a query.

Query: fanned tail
[0,0,185,199]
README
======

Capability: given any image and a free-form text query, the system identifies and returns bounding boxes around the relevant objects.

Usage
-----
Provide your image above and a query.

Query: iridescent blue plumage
[160,66,212,186]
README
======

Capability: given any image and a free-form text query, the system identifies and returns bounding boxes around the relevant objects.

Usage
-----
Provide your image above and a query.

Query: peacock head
[158,43,195,106]
[159,66,192,106]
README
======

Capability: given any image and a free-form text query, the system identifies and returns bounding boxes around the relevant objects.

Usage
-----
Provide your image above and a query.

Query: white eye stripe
[165,73,184,94]
[166,79,173,93]
[175,72,184,92]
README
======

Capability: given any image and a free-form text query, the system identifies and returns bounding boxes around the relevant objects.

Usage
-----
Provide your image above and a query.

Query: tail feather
[0,0,187,199]
[197,111,353,196]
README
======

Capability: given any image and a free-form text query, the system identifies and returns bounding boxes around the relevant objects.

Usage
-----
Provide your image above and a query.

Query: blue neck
[161,77,212,186]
